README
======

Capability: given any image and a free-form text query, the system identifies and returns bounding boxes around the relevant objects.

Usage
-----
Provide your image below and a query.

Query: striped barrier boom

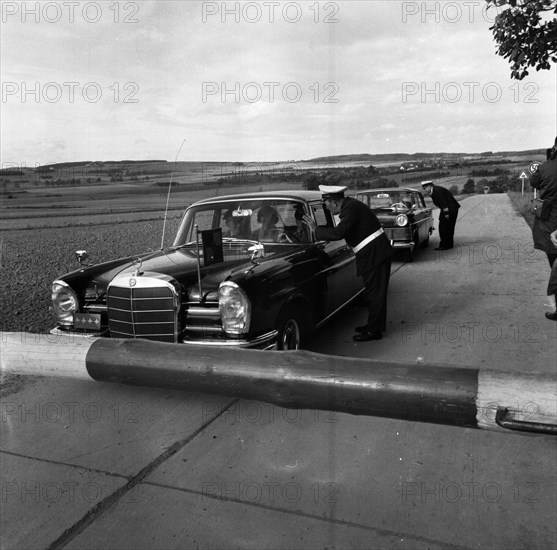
[1,332,556,435]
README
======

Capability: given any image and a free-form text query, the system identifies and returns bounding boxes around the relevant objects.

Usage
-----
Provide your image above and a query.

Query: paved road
[1,194,556,550]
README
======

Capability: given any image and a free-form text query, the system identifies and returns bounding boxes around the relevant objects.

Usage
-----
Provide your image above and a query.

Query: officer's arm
[315,204,357,241]
[315,221,349,241]
[433,188,451,213]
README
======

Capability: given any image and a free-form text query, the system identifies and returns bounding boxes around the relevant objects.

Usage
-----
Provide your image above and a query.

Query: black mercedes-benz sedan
[50,190,363,350]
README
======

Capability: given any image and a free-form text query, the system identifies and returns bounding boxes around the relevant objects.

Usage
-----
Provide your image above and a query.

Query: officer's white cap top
[319,185,347,197]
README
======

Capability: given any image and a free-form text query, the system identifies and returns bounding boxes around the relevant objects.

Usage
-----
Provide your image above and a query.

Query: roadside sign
[519,171,528,195]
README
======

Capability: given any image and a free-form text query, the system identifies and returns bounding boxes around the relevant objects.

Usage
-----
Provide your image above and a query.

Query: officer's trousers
[361,259,391,333]
[438,211,458,249]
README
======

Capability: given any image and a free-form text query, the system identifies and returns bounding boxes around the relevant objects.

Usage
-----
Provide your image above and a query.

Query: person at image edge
[303,185,394,342]
[530,138,557,321]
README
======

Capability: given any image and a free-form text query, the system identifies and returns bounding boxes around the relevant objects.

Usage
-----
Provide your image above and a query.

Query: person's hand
[550,229,557,247]
[302,214,316,233]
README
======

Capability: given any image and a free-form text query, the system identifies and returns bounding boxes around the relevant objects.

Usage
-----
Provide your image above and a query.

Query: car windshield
[357,191,414,210]
[173,199,310,246]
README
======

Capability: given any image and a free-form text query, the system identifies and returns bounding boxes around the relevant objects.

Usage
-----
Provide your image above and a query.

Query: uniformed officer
[303,185,394,341]
[421,180,460,250]
[529,143,557,267]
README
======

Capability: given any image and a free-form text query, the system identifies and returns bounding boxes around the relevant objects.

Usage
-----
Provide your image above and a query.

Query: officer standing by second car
[421,180,460,250]
[303,185,394,341]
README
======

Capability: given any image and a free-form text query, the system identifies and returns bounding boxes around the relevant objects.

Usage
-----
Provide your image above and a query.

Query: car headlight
[219,281,251,334]
[51,281,79,325]
[395,214,409,227]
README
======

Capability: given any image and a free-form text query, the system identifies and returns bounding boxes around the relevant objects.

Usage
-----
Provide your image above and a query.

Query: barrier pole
[1,332,556,435]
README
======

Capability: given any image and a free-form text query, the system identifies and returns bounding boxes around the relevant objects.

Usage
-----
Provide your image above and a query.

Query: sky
[1,0,556,166]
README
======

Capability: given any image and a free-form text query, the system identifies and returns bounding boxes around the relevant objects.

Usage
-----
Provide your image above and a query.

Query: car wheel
[421,232,430,248]
[276,305,304,350]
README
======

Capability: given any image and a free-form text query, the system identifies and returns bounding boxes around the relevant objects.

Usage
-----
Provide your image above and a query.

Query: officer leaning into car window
[421,180,460,250]
[302,185,394,341]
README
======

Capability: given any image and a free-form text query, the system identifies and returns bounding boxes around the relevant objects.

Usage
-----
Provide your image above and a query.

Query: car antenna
[160,139,186,250]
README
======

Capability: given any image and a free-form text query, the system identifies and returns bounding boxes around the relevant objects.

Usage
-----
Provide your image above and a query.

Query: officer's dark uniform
[427,184,460,249]
[530,157,557,266]
[530,148,557,321]
[315,196,394,337]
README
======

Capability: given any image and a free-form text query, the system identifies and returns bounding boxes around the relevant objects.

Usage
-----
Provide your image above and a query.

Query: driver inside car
[222,209,251,239]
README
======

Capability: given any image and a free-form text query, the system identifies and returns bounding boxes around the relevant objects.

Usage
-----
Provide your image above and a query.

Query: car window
[365,192,402,208]
[192,210,217,232]
[360,191,420,209]
[174,199,311,245]
[312,203,332,227]
[414,193,426,208]
[355,194,369,207]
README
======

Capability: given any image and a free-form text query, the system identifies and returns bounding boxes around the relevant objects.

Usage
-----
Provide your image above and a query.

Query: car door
[310,202,359,316]
[411,192,433,242]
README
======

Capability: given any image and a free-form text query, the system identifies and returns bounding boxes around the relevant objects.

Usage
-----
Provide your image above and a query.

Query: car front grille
[184,302,223,335]
[107,275,180,343]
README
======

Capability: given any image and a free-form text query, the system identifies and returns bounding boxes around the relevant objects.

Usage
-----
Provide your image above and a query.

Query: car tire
[421,232,430,248]
[276,305,305,350]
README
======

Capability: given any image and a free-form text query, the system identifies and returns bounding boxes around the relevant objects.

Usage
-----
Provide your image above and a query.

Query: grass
[507,190,535,230]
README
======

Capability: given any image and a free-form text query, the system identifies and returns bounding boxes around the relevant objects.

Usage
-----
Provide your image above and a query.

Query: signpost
[519,171,528,194]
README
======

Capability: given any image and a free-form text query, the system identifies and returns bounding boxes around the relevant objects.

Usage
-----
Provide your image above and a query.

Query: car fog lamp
[51,281,79,325]
[219,281,251,334]
[395,214,409,227]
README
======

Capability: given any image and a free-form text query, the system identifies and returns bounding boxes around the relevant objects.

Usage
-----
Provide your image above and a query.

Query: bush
[462,179,475,194]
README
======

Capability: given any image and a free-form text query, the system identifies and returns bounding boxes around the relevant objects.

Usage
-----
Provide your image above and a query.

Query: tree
[486,0,557,79]
[493,174,510,192]
[303,172,319,191]
[463,178,476,194]
[477,178,491,193]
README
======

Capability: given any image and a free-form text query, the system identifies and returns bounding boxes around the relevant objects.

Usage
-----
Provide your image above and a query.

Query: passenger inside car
[253,205,281,241]
[291,203,310,242]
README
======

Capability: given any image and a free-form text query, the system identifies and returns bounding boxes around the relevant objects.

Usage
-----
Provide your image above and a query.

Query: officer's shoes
[353,331,382,342]
[545,311,557,321]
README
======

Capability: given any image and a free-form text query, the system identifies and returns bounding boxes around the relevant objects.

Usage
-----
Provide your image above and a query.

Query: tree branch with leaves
[486,0,557,79]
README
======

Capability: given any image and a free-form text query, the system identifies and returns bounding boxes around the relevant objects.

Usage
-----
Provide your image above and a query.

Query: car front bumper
[50,327,278,350]
[390,240,415,249]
